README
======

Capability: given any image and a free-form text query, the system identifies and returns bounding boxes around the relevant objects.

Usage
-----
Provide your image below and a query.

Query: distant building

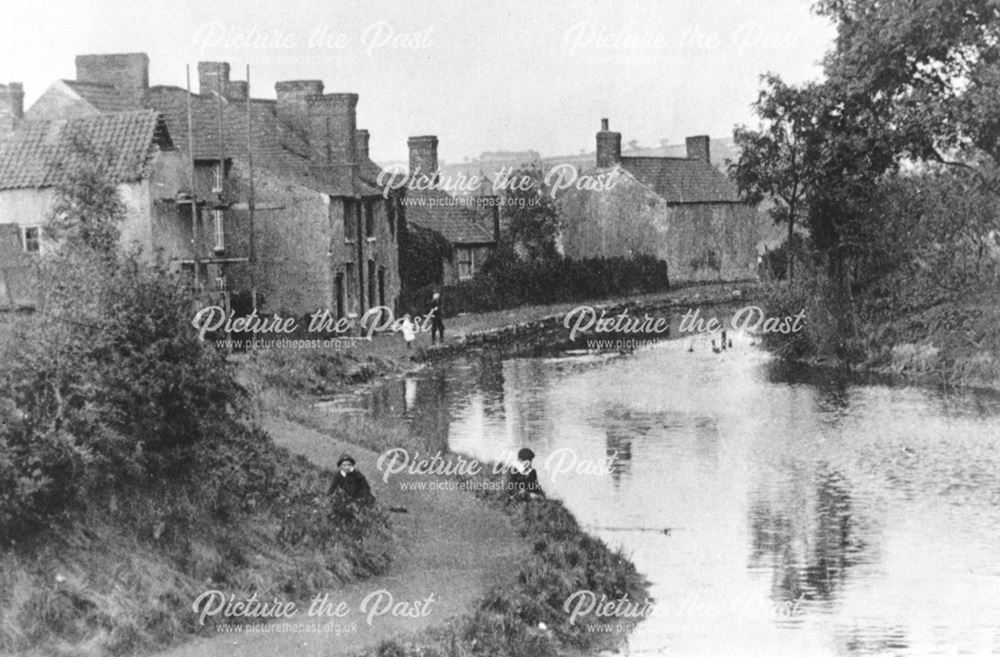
[557,119,757,282]
[0,102,185,309]
[16,53,401,317]
[402,135,498,284]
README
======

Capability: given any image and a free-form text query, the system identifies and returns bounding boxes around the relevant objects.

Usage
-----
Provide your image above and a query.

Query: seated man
[507,447,545,502]
[329,453,375,506]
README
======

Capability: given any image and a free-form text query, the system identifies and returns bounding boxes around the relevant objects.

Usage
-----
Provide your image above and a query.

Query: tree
[46,134,126,256]
[500,167,561,262]
[815,0,1000,185]
[730,75,826,282]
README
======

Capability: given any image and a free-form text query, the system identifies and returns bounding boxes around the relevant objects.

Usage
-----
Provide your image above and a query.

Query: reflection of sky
[435,337,1000,657]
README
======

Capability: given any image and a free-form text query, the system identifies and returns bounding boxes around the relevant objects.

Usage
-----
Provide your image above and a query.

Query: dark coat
[430,297,445,325]
[507,466,544,500]
[329,470,374,504]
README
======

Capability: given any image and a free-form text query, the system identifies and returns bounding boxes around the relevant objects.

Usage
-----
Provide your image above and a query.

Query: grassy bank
[0,255,396,657]
[757,278,1000,391]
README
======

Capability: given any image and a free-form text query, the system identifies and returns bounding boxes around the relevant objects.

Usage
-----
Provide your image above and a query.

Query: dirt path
[153,415,526,657]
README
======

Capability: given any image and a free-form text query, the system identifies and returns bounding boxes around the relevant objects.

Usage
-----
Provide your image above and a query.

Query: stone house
[19,53,401,318]
[0,100,186,309]
[402,135,498,285]
[558,119,758,282]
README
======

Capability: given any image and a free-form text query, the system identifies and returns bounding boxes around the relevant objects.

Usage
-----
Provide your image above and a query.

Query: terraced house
[7,52,401,317]
[0,89,186,309]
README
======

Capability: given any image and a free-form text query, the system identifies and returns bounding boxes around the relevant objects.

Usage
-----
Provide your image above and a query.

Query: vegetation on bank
[401,250,671,317]
[0,147,395,656]
[731,0,1000,389]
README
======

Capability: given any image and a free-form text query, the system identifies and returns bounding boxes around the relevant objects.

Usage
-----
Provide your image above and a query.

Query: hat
[337,453,356,466]
[517,448,535,461]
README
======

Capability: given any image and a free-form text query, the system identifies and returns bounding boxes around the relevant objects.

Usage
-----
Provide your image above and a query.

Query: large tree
[730,75,827,282]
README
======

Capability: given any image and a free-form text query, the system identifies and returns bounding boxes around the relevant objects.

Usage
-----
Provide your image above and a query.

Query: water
[333,332,1000,656]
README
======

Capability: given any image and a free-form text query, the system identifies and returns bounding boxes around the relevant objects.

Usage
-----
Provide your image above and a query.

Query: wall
[557,166,757,282]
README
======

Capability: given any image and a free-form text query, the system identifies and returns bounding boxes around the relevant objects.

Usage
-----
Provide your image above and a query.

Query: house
[402,135,499,284]
[557,119,758,282]
[20,54,401,318]
[0,90,186,308]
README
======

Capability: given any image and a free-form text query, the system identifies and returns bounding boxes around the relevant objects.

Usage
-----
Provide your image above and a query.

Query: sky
[1,0,836,164]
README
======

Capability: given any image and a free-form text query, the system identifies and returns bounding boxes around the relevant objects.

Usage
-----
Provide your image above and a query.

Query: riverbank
[755,280,1000,393]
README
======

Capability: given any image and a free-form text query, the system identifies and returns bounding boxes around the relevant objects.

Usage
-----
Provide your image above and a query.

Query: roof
[147,86,381,197]
[0,110,171,191]
[619,156,740,204]
[405,188,496,244]
[64,80,140,113]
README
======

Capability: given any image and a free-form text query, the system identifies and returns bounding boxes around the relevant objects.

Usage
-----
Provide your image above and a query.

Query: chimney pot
[275,80,325,139]
[0,82,24,139]
[686,135,711,163]
[407,135,439,182]
[596,119,621,168]
[356,129,370,162]
[197,61,230,98]
[307,92,359,186]
[75,53,149,107]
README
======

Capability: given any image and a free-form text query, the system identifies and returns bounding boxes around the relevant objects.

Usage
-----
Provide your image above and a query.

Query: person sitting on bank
[507,447,545,501]
[329,453,374,506]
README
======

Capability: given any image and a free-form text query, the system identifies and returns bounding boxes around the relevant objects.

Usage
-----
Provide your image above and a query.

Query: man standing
[430,291,445,345]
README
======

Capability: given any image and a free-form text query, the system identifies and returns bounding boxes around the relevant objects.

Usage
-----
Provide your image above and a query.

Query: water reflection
[340,340,1000,656]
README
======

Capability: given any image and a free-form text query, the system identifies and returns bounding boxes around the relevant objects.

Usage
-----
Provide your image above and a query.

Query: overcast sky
[1,0,835,163]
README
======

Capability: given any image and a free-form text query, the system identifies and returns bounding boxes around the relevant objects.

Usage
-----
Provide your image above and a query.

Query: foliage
[399,253,670,316]
[398,220,453,294]
[45,135,127,256]
[500,167,561,262]
[730,75,827,281]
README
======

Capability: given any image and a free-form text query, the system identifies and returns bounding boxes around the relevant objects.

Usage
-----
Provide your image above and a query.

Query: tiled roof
[405,188,496,244]
[619,156,740,204]
[0,110,171,191]
[64,80,140,113]
[147,86,380,197]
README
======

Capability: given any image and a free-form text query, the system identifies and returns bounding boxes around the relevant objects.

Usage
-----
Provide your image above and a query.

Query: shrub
[400,254,669,316]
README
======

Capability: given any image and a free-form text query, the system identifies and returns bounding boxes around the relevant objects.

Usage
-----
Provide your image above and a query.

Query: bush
[400,253,669,316]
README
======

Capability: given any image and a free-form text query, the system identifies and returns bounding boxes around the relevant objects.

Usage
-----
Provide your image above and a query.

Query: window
[456,247,474,281]
[344,201,358,241]
[21,226,40,253]
[364,201,375,239]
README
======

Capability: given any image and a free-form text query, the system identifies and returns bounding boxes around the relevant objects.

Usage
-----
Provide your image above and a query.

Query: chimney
[198,61,230,98]
[686,135,711,163]
[596,118,621,168]
[307,93,358,185]
[407,135,438,182]
[75,53,149,107]
[275,80,324,138]
[227,80,248,102]
[356,129,370,162]
[0,82,24,139]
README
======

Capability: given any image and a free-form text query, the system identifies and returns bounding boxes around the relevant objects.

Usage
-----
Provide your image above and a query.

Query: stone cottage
[402,135,498,285]
[21,53,401,318]
[558,119,757,282]
[0,102,186,309]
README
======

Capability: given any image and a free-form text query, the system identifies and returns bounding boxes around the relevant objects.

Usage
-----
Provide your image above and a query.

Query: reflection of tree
[409,369,451,454]
[477,353,505,418]
[748,465,868,605]
[605,428,633,487]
